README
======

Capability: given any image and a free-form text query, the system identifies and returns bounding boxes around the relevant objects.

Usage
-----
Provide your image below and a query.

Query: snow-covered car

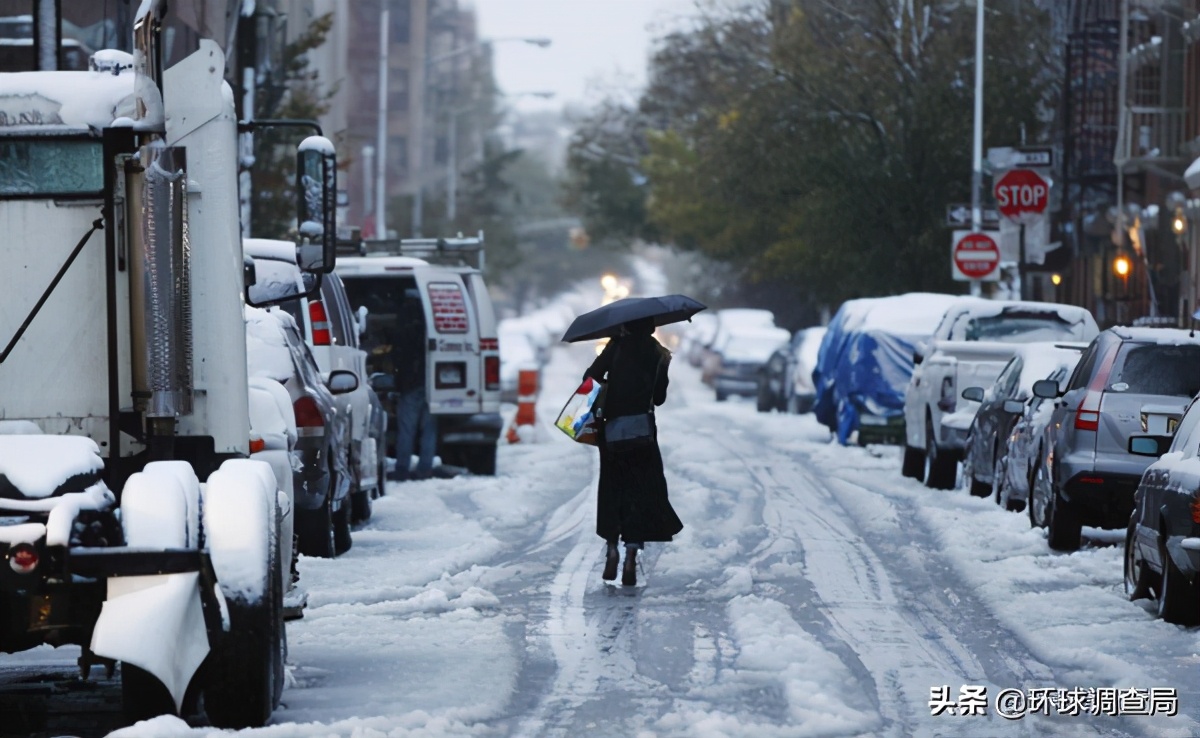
[713,328,791,401]
[1032,327,1200,552]
[683,312,719,367]
[246,239,380,524]
[1125,394,1200,625]
[757,327,828,414]
[246,307,357,558]
[700,309,777,385]
[902,300,1098,489]
[813,293,962,446]
[246,375,300,608]
[959,342,1086,508]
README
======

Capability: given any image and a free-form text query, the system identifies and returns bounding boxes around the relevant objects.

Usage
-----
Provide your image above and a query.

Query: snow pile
[245,305,297,382]
[0,69,135,130]
[0,434,103,498]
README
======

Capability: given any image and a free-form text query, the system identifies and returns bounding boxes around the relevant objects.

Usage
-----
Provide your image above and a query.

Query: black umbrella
[562,294,707,343]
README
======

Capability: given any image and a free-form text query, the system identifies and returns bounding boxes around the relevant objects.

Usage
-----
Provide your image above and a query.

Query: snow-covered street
[5,339,1200,737]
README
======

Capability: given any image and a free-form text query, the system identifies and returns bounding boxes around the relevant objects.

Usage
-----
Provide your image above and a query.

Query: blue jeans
[394,387,437,480]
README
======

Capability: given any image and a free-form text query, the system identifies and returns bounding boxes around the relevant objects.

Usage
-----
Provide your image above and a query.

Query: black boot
[602,543,619,581]
[622,546,638,586]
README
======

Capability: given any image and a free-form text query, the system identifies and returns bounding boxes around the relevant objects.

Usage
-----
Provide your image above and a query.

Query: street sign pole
[1019,224,1027,300]
[969,0,986,297]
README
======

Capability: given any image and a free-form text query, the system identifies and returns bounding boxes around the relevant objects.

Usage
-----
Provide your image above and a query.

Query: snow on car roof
[336,255,431,275]
[857,293,964,337]
[1009,341,1087,396]
[0,68,135,131]
[245,305,296,382]
[1111,326,1200,344]
[0,434,103,499]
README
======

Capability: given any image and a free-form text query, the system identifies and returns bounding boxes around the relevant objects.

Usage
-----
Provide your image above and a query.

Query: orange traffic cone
[506,368,540,443]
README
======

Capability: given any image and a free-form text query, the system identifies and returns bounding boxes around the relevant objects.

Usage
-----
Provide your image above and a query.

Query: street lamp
[413,36,552,237]
[1114,254,1132,278]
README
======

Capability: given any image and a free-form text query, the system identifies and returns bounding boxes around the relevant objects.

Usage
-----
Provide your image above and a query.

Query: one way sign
[946,204,999,229]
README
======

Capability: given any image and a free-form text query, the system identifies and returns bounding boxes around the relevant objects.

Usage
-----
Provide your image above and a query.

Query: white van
[335,235,502,476]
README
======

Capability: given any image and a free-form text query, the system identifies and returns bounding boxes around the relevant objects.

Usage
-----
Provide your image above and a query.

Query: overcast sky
[468,0,702,112]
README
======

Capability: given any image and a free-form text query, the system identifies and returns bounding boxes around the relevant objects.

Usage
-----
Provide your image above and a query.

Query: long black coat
[584,333,683,544]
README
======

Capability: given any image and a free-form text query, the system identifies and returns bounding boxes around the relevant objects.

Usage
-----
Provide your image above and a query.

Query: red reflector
[480,338,499,351]
[10,544,38,574]
[1077,476,1105,485]
[1192,498,1200,525]
[294,396,324,427]
[309,300,332,346]
[485,356,500,390]
[249,437,266,453]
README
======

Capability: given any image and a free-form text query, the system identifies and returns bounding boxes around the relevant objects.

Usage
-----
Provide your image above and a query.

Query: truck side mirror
[296,136,337,274]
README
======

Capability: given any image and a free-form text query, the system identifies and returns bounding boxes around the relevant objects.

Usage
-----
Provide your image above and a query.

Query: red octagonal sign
[953,232,999,281]
[994,169,1049,220]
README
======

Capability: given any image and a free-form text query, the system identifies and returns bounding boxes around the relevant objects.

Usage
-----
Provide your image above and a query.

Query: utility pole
[375,8,389,240]
[969,0,985,298]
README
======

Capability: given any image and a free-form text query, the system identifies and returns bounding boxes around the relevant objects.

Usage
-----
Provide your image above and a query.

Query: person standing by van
[389,293,437,481]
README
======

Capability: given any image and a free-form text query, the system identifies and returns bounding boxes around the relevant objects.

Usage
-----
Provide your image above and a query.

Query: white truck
[336,235,504,476]
[902,300,1099,489]
[0,2,339,728]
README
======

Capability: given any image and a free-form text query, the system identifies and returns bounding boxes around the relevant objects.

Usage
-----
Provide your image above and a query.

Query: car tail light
[485,356,500,391]
[309,300,332,346]
[480,338,499,351]
[1076,344,1118,432]
[1191,497,1200,525]
[249,436,266,453]
[9,544,38,574]
[1077,476,1105,485]
[294,396,325,436]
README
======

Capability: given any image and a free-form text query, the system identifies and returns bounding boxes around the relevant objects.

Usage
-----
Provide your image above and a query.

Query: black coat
[584,334,683,544]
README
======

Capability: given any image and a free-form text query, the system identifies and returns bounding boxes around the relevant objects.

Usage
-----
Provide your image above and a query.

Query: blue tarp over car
[813,293,960,445]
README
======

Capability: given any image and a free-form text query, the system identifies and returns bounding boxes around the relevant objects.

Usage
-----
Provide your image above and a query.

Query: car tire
[901,445,925,479]
[962,437,989,497]
[1124,521,1152,601]
[715,389,728,402]
[756,386,772,413]
[333,501,352,556]
[1157,537,1200,625]
[1046,489,1081,552]
[297,492,336,559]
[1028,461,1049,529]
[351,487,372,524]
[924,421,956,490]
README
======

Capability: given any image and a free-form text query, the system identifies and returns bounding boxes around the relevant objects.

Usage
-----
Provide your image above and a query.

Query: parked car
[246,239,381,523]
[713,328,791,401]
[684,312,719,367]
[903,300,1098,489]
[995,364,1075,519]
[1124,396,1200,625]
[245,306,357,558]
[959,342,1087,507]
[1033,327,1200,551]
[757,327,827,414]
[814,293,962,446]
[700,309,778,385]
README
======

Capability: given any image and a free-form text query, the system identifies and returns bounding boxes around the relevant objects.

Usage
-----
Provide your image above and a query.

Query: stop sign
[994,169,1049,220]
[953,232,999,281]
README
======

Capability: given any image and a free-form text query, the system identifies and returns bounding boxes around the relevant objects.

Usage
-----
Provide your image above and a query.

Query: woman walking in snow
[584,317,683,586]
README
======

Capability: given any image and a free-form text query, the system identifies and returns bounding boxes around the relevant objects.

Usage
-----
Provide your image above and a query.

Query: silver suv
[1033,327,1200,551]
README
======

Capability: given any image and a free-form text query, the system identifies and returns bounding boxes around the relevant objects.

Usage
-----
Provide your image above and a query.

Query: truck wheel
[121,664,176,723]
[1046,489,1081,552]
[297,493,336,558]
[202,476,285,729]
[203,532,285,728]
[1158,537,1200,625]
[334,502,353,555]
[901,445,925,479]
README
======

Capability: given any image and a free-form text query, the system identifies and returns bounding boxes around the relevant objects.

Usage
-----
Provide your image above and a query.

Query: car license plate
[439,367,462,385]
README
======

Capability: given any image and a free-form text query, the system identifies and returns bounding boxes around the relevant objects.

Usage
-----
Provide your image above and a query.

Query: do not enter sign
[994,169,1049,221]
[952,231,1000,281]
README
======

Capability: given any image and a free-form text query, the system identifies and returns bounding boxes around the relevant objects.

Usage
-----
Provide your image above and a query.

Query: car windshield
[962,312,1081,342]
[1111,343,1200,397]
